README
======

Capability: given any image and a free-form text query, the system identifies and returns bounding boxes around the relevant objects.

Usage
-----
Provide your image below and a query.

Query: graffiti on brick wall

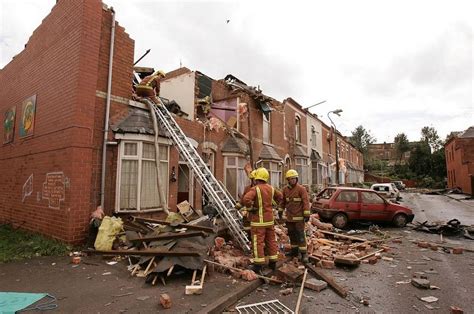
[42,172,68,209]
[22,174,33,202]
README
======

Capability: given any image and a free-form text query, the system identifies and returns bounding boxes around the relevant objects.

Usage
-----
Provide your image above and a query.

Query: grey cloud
[348,23,472,97]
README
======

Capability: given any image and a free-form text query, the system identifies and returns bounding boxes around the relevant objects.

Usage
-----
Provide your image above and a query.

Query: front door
[360,191,388,221]
[177,163,193,205]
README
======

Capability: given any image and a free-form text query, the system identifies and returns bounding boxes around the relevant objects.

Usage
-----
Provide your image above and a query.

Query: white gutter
[100,7,116,208]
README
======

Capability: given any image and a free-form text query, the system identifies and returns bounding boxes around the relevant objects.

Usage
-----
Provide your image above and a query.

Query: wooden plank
[295,268,308,313]
[203,259,282,284]
[357,249,384,261]
[306,264,348,298]
[196,279,262,314]
[133,217,215,233]
[319,230,367,242]
[128,231,207,242]
[84,249,200,257]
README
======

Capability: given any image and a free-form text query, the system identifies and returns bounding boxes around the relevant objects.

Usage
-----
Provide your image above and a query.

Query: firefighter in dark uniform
[242,168,283,272]
[135,70,166,104]
[280,169,310,263]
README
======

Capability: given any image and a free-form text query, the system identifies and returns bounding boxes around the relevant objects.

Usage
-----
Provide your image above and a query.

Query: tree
[421,126,442,152]
[394,133,410,164]
[349,125,376,156]
[408,142,432,176]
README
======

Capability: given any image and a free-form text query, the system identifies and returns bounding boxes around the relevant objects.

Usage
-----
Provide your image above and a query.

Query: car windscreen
[316,188,336,199]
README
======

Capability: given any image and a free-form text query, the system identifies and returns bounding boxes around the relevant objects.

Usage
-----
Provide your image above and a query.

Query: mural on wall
[3,106,16,144]
[19,95,36,138]
[42,172,67,209]
[22,174,34,202]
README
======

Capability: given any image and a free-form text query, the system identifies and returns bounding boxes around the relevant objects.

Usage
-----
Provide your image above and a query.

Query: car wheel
[392,214,408,227]
[332,213,348,229]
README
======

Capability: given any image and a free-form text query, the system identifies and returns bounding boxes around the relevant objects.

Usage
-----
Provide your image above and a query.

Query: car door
[360,191,389,221]
[333,190,360,220]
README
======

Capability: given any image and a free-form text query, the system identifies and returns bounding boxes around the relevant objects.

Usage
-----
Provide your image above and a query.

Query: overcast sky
[1,0,472,142]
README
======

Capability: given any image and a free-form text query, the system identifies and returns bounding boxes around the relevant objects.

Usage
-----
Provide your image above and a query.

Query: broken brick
[450,306,464,314]
[368,256,378,265]
[321,260,335,269]
[214,237,225,250]
[160,294,172,309]
[276,263,303,282]
[418,242,430,248]
[452,248,463,254]
[305,278,328,292]
[411,278,430,289]
[240,270,258,281]
[392,239,403,244]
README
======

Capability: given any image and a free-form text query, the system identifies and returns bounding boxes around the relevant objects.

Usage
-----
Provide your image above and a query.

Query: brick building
[0,0,363,242]
[445,126,474,195]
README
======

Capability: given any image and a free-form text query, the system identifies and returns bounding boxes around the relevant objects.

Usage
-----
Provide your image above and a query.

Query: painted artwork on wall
[3,106,16,144]
[19,95,37,138]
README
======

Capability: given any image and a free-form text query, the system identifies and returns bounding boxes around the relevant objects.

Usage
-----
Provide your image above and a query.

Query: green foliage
[394,133,410,164]
[349,125,376,156]
[421,126,442,152]
[0,224,70,263]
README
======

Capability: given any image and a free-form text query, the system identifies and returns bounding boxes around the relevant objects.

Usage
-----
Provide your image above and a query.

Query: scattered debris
[420,296,438,303]
[450,305,464,314]
[160,293,172,309]
[411,219,474,239]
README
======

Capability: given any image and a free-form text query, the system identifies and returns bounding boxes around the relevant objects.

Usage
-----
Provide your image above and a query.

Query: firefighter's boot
[286,247,299,257]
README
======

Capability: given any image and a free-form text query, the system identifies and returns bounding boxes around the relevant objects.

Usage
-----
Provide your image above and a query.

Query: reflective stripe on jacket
[281,183,310,222]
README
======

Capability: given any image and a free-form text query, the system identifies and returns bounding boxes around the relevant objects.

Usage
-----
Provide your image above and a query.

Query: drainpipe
[100,7,116,209]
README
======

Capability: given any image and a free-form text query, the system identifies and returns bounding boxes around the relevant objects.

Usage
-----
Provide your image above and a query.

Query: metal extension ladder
[143,98,251,252]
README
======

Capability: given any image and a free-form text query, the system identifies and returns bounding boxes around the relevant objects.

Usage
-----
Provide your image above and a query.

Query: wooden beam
[357,249,384,261]
[196,279,262,314]
[133,217,215,233]
[306,264,348,298]
[85,249,200,257]
[319,230,367,242]
[128,231,207,242]
[203,259,282,284]
[295,268,308,314]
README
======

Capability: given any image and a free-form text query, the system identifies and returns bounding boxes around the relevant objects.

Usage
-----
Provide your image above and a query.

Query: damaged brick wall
[0,0,134,243]
[445,137,474,195]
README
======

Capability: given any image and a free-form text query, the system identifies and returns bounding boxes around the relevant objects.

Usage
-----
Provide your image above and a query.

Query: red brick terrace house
[0,0,363,243]
[445,126,474,195]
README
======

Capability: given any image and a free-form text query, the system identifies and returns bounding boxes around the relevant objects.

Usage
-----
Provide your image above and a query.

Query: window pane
[237,169,247,198]
[361,192,384,204]
[336,191,358,202]
[124,143,137,156]
[263,161,270,169]
[238,158,246,167]
[227,157,236,166]
[143,143,156,159]
[159,144,168,160]
[141,160,160,209]
[226,168,237,199]
[120,160,138,209]
[159,161,169,197]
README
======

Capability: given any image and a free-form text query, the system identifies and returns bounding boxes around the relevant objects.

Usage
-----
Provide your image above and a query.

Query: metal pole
[327,112,340,185]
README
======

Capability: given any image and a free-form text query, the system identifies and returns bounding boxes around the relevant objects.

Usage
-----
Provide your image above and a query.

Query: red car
[312,187,414,229]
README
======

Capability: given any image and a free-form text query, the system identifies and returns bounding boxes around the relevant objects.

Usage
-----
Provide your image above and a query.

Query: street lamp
[327,109,343,185]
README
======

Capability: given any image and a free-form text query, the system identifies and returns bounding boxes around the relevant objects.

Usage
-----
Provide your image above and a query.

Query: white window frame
[263,112,271,144]
[115,137,169,213]
[223,154,247,199]
[295,115,301,143]
[311,125,317,148]
[295,157,309,185]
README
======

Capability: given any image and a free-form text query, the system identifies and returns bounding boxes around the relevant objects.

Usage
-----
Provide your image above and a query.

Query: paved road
[237,192,474,313]
[402,192,474,226]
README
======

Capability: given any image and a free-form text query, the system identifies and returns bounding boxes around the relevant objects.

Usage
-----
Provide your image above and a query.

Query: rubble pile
[410,219,474,240]
[88,211,217,286]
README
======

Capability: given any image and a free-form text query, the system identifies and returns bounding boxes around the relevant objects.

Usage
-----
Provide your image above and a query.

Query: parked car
[392,180,406,190]
[370,183,400,200]
[312,187,414,229]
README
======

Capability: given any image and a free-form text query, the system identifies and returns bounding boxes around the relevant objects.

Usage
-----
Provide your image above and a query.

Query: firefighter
[280,169,311,263]
[135,70,166,104]
[235,170,257,233]
[242,167,283,272]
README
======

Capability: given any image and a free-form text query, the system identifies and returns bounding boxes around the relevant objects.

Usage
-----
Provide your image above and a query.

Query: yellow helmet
[153,70,166,78]
[254,167,269,182]
[249,170,257,180]
[285,169,299,179]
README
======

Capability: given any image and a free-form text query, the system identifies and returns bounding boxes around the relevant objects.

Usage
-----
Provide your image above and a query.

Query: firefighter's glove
[242,210,248,218]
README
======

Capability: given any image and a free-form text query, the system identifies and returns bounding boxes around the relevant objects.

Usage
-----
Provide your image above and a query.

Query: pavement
[1,192,473,313]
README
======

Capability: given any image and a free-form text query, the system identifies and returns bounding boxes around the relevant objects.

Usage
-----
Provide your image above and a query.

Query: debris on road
[410,219,474,239]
